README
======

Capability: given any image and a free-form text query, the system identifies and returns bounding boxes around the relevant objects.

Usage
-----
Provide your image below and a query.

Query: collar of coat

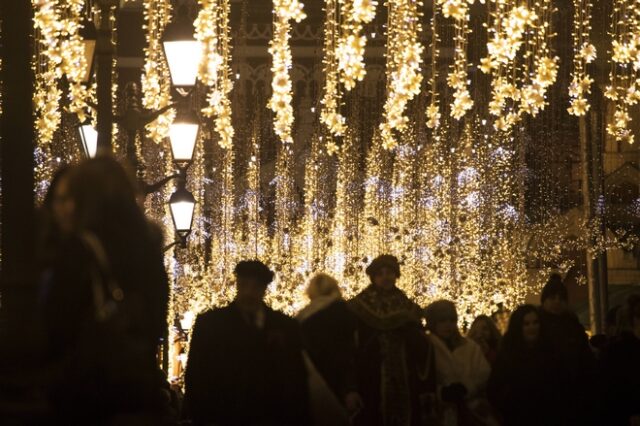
[348,284,422,331]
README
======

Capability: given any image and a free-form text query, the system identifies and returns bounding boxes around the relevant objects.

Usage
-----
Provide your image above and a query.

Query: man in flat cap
[349,255,435,426]
[184,260,310,425]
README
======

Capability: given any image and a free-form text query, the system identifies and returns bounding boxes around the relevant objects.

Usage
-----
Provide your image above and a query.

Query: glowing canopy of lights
[28,0,640,381]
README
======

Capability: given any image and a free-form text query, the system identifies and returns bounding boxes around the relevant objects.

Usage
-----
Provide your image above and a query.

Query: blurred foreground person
[601,294,640,426]
[40,157,170,424]
[539,274,596,424]
[297,273,362,415]
[466,315,501,365]
[349,255,434,426]
[425,300,496,426]
[184,260,310,426]
[488,305,562,426]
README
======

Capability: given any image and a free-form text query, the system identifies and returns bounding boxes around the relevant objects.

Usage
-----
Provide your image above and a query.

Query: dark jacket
[299,299,358,400]
[601,332,640,425]
[184,302,310,426]
[538,310,597,425]
[41,234,169,423]
[488,343,562,426]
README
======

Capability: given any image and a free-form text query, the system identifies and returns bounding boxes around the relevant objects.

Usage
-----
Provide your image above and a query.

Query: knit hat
[540,273,568,304]
[365,254,401,278]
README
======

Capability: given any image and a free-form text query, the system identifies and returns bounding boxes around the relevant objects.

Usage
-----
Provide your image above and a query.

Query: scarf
[349,284,422,331]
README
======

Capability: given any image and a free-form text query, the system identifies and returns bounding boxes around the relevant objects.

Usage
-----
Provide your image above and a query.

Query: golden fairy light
[379,0,424,150]
[197,0,235,149]
[33,0,94,145]
[238,124,269,260]
[336,0,377,90]
[440,0,473,121]
[268,0,306,144]
[141,0,175,143]
[605,0,640,144]
[481,0,558,131]
[568,0,596,116]
[426,0,441,130]
[320,0,347,137]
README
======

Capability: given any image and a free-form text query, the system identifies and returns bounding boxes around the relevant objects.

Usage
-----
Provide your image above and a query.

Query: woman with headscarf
[349,255,435,426]
[425,300,496,426]
[297,273,362,414]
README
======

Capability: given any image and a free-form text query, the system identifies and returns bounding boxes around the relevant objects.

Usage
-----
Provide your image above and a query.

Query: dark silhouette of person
[40,157,170,424]
[349,255,434,426]
[538,274,597,425]
[297,272,362,415]
[184,260,310,426]
[488,304,563,426]
[601,294,640,426]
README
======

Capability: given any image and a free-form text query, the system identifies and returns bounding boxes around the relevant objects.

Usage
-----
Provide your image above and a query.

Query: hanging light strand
[32,0,94,144]
[197,0,235,149]
[426,1,441,129]
[336,0,377,90]
[439,0,473,121]
[320,0,347,139]
[141,0,175,143]
[379,0,424,150]
[268,0,306,144]
[605,0,640,144]
[568,0,596,116]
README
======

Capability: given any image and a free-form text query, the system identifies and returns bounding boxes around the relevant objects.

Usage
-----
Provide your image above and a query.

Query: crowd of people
[29,157,640,425]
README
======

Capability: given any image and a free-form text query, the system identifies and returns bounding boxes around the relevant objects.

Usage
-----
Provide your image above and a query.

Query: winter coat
[184,302,310,426]
[430,334,495,426]
[601,332,640,426]
[539,310,597,424]
[298,297,358,401]
[41,233,169,423]
[488,342,563,426]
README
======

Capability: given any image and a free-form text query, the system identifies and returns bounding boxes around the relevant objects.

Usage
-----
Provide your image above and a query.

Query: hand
[630,415,640,426]
[441,382,467,403]
[344,391,364,414]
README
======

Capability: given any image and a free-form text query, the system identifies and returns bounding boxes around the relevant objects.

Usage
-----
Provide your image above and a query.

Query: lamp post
[95,0,119,155]
[81,2,201,157]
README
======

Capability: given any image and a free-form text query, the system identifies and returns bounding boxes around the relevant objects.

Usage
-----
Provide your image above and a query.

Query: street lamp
[162,9,202,90]
[169,184,196,241]
[78,120,98,158]
[169,107,200,163]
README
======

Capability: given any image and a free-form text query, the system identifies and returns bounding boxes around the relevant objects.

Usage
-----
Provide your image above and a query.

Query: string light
[141,0,175,143]
[379,0,423,150]
[268,0,306,144]
[197,0,235,149]
[481,0,558,131]
[336,0,377,89]
[426,0,441,130]
[440,0,473,121]
[605,0,640,144]
[568,0,596,116]
[320,0,347,137]
[33,0,93,145]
